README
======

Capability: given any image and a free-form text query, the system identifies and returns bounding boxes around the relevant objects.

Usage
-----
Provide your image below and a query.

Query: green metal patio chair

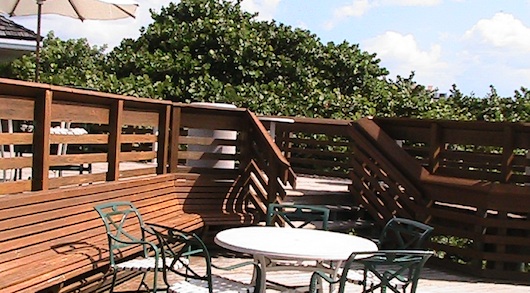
[94,201,187,293]
[310,250,434,293]
[266,203,330,230]
[377,217,434,250]
[148,223,262,293]
[264,203,331,291]
[344,217,434,289]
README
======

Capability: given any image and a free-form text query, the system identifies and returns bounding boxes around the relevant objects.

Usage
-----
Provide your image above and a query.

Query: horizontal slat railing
[273,116,353,178]
[169,104,295,216]
[0,79,295,223]
[373,117,530,185]
[352,117,530,282]
[0,78,171,193]
[0,79,297,291]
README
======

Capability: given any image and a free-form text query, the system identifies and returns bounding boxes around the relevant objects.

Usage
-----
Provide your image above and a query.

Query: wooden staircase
[282,175,375,234]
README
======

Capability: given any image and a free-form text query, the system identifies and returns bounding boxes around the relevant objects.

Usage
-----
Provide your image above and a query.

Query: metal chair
[310,250,434,293]
[94,201,187,293]
[148,223,262,293]
[377,217,434,249]
[266,203,330,230]
[343,217,434,290]
[264,203,331,291]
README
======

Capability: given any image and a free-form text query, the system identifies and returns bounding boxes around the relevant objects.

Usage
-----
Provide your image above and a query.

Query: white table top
[214,226,378,261]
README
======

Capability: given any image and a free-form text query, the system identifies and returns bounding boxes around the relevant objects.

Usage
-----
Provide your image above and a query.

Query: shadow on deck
[91,175,529,293]
[107,250,530,293]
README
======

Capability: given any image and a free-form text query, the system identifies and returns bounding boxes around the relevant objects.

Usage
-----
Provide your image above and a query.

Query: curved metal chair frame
[377,217,434,250]
[310,250,434,293]
[266,203,330,230]
[148,223,262,293]
[94,201,167,293]
[264,203,331,291]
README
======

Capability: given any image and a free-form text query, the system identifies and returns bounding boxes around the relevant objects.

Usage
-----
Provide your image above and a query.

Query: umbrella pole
[35,0,43,82]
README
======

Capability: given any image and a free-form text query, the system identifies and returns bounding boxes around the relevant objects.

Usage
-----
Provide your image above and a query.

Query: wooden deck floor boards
[108,252,530,292]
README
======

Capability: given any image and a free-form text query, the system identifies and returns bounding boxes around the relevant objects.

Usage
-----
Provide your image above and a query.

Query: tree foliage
[1,0,528,122]
[102,0,393,119]
[0,32,107,88]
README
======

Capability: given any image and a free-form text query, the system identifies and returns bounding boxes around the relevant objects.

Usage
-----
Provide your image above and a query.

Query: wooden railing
[373,117,530,185]
[0,79,171,194]
[352,117,530,282]
[2,77,530,282]
[0,79,293,215]
[172,104,293,212]
[271,116,353,178]
[263,115,530,281]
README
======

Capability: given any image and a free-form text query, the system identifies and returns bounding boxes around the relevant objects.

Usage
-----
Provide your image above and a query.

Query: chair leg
[109,270,118,293]
[137,271,153,292]
[152,270,158,293]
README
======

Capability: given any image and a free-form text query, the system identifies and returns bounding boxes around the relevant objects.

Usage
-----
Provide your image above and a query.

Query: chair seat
[116,257,189,272]
[169,275,255,293]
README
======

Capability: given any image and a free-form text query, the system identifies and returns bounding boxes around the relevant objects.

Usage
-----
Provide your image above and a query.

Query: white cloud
[463,12,530,52]
[363,31,454,89]
[380,0,441,6]
[458,12,530,95]
[295,21,308,30]
[238,0,281,21]
[325,0,441,29]
[339,0,372,18]
[325,0,371,30]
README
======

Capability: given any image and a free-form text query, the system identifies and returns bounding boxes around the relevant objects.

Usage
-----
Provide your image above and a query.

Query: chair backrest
[311,250,433,293]
[266,203,330,230]
[378,218,434,249]
[94,201,150,266]
[148,223,214,291]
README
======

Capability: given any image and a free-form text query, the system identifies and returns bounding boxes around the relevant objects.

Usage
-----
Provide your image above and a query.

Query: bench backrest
[0,173,203,292]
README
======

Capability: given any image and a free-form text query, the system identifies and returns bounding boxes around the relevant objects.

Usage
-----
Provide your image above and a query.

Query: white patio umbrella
[0,0,138,81]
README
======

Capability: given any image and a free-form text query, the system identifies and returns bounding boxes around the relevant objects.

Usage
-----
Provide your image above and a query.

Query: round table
[214,226,378,292]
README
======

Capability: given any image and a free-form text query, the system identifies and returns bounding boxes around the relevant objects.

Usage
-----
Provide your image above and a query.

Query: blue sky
[5,0,530,97]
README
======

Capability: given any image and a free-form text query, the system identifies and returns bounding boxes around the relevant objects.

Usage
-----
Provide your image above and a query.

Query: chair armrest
[146,223,204,256]
[107,232,158,250]
[211,260,262,289]
[356,250,434,264]
[309,270,340,293]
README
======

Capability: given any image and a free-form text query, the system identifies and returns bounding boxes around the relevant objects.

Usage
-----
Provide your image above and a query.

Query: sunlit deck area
[110,254,529,293]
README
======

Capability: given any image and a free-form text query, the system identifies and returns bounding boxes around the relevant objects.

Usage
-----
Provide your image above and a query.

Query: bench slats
[1,172,259,292]
[0,174,204,292]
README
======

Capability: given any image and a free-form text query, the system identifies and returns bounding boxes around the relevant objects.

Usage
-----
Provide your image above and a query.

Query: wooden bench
[0,173,205,293]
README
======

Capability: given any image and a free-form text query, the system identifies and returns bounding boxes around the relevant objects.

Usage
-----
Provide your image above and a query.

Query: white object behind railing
[0,120,15,181]
[258,116,294,141]
[187,103,237,169]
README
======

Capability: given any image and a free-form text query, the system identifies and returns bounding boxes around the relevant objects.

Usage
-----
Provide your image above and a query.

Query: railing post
[31,90,52,191]
[428,122,442,174]
[169,106,181,173]
[472,208,487,271]
[275,123,292,159]
[156,105,171,174]
[239,127,251,172]
[107,100,123,181]
[266,157,282,205]
[501,126,514,183]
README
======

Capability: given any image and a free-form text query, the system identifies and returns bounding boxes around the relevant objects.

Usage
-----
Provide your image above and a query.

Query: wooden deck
[103,174,530,293]
[108,252,529,293]
[6,165,528,292]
